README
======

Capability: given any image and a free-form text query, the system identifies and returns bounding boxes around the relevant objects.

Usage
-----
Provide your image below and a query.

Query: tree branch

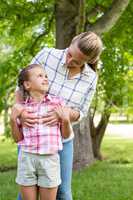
[87,0,130,35]
[30,12,54,55]
[86,4,106,19]
[76,0,85,34]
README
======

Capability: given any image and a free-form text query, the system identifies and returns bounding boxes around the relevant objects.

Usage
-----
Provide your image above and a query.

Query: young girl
[10,64,71,200]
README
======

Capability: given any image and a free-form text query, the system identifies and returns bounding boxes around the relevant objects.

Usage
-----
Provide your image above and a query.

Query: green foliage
[100,40,129,106]
[95,1,133,115]
[0,0,55,116]
[0,0,132,136]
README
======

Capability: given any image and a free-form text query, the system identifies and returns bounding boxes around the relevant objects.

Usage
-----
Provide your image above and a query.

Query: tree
[55,0,132,165]
[0,0,132,169]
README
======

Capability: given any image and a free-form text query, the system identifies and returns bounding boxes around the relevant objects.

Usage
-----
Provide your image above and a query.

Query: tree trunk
[55,0,79,48]
[55,0,130,169]
[55,0,95,169]
[90,112,111,160]
[73,118,95,170]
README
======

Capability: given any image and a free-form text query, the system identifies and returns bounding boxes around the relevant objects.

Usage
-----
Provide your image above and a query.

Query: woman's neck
[68,65,84,79]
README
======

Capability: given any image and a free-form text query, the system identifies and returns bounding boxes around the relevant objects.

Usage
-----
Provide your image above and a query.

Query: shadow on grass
[0,165,16,172]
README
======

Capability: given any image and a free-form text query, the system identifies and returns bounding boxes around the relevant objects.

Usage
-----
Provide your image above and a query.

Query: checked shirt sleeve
[30,47,50,66]
[76,74,98,121]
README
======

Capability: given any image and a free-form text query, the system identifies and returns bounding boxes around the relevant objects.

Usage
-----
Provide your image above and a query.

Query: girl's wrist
[62,117,70,124]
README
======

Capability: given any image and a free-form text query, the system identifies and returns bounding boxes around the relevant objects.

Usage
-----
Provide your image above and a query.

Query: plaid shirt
[18,94,63,154]
[31,47,98,142]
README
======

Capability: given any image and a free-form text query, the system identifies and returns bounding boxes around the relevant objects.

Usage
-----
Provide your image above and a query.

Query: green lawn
[0,136,17,170]
[73,136,133,200]
[1,135,133,200]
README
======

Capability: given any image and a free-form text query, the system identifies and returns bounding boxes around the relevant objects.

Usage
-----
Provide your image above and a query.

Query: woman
[16,31,103,200]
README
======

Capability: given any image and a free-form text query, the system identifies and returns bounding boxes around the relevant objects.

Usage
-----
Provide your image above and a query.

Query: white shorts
[16,151,61,188]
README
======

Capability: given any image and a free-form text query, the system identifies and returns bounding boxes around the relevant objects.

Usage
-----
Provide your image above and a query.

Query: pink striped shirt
[18,94,63,154]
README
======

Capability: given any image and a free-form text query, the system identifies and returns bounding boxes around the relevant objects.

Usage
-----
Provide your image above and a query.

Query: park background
[0,0,133,199]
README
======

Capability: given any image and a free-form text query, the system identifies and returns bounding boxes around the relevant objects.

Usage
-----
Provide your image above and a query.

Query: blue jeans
[56,139,73,200]
[17,139,73,200]
[17,193,21,200]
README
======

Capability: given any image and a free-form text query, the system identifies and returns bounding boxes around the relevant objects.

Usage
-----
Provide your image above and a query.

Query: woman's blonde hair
[72,31,103,71]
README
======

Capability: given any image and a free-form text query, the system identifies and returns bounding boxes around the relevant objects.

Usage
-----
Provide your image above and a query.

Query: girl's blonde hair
[72,31,103,71]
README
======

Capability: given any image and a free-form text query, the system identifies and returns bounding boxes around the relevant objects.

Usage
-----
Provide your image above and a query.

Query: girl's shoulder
[48,94,64,106]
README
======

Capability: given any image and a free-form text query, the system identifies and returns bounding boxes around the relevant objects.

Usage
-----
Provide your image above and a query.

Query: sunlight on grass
[102,135,133,164]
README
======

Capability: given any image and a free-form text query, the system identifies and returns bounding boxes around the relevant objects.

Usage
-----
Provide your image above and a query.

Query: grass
[1,135,133,200]
[72,136,133,200]
[0,136,17,170]
[101,136,133,163]
[0,171,18,199]
[73,162,133,200]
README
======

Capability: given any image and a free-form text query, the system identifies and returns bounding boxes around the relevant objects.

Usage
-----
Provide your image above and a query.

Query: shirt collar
[81,63,95,76]
[25,93,52,104]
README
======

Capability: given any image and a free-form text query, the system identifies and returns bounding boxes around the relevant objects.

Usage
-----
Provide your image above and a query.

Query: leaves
[0,0,132,134]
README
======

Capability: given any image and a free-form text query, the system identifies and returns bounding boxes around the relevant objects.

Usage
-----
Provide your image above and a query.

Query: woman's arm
[15,90,24,103]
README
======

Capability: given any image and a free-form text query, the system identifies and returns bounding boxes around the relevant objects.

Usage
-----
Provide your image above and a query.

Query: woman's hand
[11,104,39,127]
[41,106,71,126]
[20,110,39,127]
[41,110,59,126]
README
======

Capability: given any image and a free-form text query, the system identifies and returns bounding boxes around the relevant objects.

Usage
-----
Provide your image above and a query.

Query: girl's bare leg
[20,185,37,200]
[39,187,58,200]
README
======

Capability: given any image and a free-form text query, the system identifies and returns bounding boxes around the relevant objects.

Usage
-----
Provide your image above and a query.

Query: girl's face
[24,67,49,93]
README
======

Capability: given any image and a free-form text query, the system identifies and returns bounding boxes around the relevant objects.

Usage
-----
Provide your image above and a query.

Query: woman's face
[66,42,88,69]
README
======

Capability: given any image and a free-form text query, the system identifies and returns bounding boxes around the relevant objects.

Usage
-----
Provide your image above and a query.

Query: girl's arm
[55,106,71,139]
[10,118,24,143]
[61,119,71,139]
[10,104,24,142]
[68,108,80,122]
